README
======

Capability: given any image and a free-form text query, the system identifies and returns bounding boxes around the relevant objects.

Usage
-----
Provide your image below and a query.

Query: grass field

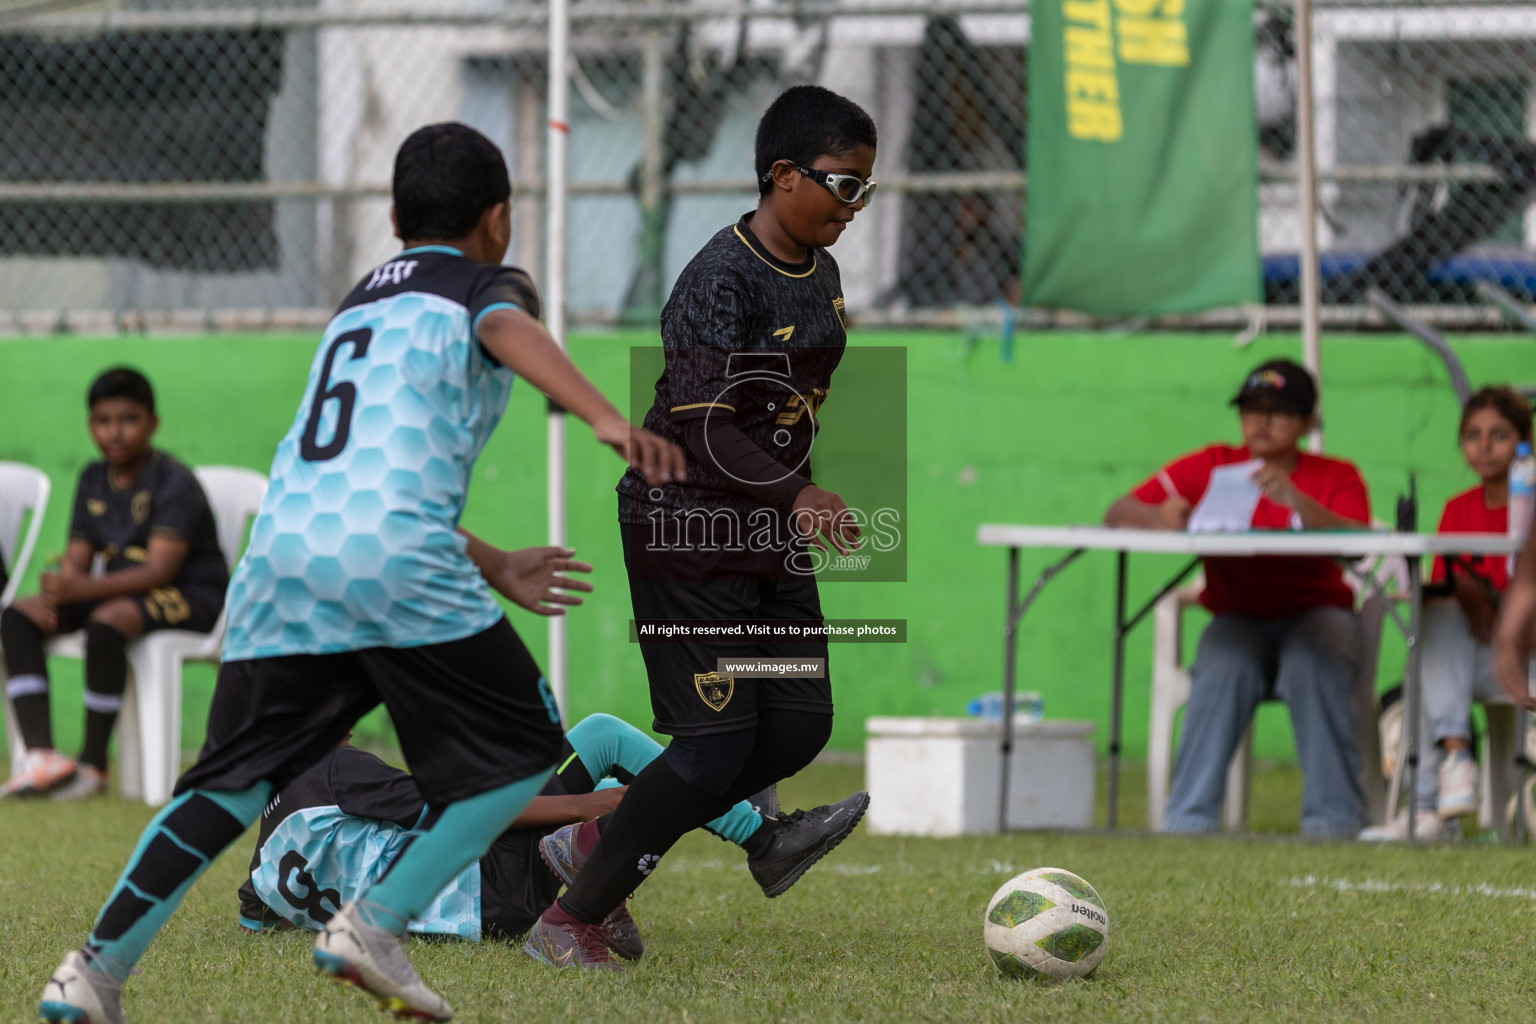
[4,760,1534,1023]
[6,330,1536,1021]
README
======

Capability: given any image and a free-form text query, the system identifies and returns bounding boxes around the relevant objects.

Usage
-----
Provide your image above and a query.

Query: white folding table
[975,525,1522,840]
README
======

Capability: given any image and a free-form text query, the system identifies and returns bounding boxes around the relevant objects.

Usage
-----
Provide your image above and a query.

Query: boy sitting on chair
[1,367,227,800]
[1104,359,1371,837]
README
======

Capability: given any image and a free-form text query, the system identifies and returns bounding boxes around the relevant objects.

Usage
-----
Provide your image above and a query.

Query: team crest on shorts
[694,672,735,711]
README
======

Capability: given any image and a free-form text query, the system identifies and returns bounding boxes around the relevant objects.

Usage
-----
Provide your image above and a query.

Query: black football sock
[80,622,129,770]
[1,606,53,750]
[741,821,775,858]
[556,756,736,923]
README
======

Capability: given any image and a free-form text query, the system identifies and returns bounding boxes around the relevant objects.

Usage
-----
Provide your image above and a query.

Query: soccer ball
[983,867,1109,980]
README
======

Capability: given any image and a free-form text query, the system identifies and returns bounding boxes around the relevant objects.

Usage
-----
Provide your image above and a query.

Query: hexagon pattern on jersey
[253,807,481,940]
[225,292,513,660]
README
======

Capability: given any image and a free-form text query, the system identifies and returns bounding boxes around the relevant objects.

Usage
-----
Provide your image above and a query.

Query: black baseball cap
[1230,358,1317,416]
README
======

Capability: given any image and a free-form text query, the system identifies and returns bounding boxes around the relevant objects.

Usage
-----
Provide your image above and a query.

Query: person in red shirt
[1368,386,1532,841]
[1105,358,1372,837]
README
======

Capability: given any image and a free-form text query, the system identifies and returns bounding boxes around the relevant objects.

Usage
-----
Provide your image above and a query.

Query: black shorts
[175,617,563,805]
[622,526,833,738]
[56,585,223,636]
[478,824,560,941]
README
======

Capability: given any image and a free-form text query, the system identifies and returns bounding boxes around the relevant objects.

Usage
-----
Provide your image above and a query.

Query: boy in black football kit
[525,85,875,970]
[2,367,227,801]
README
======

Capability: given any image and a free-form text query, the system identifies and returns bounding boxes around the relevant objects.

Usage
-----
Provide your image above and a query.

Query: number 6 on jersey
[300,328,373,462]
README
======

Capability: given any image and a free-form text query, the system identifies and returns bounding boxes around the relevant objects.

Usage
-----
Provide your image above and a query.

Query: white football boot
[39,949,127,1024]
[314,902,452,1021]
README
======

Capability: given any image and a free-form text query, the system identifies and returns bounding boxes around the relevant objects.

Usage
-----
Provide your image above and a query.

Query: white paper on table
[1187,459,1264,533]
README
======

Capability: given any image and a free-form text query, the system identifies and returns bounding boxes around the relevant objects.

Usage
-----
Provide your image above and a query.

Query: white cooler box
[864,716,1096,836]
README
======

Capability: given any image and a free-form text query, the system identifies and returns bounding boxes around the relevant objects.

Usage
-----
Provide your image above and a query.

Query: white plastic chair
[1378,685,1522,837]
[0,462,53,778]
[43,466,266,805]
[1147,545,1406,832]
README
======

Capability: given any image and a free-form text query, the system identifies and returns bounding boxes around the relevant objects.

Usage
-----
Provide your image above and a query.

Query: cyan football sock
[364,768,553,930]
[566,712,653,784]
[199,785,273,822]
[566,712,764,847]
[707,801,764,845]
[85,785,271,980]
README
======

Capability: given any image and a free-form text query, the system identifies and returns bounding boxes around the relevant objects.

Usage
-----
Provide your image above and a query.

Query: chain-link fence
[2,0,1535,328]
[1260,1,1536,315]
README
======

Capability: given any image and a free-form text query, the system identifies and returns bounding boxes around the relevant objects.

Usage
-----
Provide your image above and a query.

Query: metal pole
[546,0,571,718]
[1403,554,1423,843]
[1366,289,1473,407]
[514,83,544,289]
[1109,551,1128,828]
[999,547,1020,833]
[627,14,668,323]
[1515,707,1530,844]
[1295,0,1323,451]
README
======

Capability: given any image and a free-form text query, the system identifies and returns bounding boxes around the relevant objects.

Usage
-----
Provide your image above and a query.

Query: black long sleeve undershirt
[681,417,810,510]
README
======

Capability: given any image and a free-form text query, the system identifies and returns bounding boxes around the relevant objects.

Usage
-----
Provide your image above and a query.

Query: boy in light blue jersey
[39,123,685,1024]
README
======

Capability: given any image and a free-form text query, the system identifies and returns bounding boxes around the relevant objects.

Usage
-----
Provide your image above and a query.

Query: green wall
[3,330,1534,760]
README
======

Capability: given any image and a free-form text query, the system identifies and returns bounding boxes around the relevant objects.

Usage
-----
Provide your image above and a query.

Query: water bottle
[1510,442,1535,577]
[966,691,1044,723]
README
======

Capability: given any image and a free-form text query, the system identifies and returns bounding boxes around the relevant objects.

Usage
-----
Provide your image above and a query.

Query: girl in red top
[1382,386,1533,839]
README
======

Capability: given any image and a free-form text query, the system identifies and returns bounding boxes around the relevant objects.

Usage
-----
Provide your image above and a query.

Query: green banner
[1023,0,1260,314]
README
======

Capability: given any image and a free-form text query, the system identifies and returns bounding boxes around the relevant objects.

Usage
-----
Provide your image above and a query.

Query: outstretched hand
[484,546,595,617]
[594,414,687,488]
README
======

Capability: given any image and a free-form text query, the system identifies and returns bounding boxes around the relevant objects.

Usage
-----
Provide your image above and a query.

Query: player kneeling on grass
[38,123,684,1024]
[237,712,869,956]
[2,366,227,801]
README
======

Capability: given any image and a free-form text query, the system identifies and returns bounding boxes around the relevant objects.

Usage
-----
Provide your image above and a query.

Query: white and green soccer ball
[983,866,1109,980]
